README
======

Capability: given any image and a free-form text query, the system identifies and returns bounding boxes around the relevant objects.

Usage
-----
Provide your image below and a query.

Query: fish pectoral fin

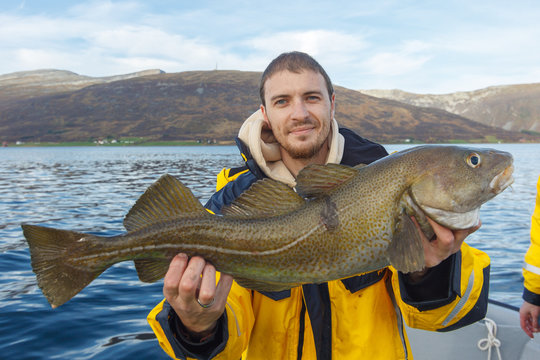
[386,212,425,273]
[134,258,171,283]
[234,277,298,292]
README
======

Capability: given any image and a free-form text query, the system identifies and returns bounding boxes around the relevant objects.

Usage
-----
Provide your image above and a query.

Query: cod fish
[22,145,514,308]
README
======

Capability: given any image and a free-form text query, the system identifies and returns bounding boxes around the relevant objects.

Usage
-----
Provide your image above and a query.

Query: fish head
[406,146,514,230]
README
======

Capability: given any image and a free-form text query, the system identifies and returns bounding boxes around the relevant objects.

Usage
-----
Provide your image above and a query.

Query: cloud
[0,1,275,75]
[2,0,540,93]
[1,6,372,78]
[362,40,433,76]
[241,30,370,78]
[246,30,367,56]
[0,4,232,76]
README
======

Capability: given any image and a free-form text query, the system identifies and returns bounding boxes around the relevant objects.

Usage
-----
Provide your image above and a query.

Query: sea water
[0,143,538,359]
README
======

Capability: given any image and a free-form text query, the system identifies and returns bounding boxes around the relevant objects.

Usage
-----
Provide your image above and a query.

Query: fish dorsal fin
[386,211,425,273]
[222,178,305,218]
[124,174,207,231]
[296,163,359,198]
[234,277,299,292]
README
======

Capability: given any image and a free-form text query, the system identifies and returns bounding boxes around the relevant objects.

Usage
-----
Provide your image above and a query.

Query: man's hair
[259,51,334,106]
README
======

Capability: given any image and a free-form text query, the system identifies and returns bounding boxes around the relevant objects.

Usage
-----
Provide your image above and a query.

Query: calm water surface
[0,144,539,359]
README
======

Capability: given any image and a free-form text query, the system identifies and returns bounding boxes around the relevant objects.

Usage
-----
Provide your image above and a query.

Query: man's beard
[279,119,331,160]
[285,139,325,159]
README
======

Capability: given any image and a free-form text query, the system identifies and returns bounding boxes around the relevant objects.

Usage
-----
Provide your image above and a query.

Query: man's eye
[275,99,287,105]
[307,95,320,102]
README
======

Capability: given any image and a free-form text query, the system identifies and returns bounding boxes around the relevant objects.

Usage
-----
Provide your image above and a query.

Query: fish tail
[21,224,107,308]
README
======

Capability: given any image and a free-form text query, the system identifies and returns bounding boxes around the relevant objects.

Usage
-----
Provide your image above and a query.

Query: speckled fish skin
[21,145,514,308]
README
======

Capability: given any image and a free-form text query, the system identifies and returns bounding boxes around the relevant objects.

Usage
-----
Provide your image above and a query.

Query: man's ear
[260,104,272,129]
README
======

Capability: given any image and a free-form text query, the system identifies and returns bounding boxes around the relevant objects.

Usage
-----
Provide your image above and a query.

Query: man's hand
[163,254,233,339]
[520,300,540,338]
[408,217,481,281]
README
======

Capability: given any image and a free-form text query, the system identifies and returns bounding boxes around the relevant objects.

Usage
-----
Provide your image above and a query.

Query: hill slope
[0,69,533,143]
[0,69,165,107]
[360,84,540,134]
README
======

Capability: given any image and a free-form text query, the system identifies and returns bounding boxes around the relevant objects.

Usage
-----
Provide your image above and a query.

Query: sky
[1,0,540,94]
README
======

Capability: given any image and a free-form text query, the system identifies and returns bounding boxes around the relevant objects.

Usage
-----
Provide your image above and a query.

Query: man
[148,51,490,359]
[520,175,540,338]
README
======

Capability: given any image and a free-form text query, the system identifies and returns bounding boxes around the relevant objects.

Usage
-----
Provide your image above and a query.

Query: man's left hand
[408,216,481,281]
[520,300,540,338]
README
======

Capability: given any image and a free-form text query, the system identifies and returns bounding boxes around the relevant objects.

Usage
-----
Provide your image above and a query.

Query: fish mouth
[490,165,514,194]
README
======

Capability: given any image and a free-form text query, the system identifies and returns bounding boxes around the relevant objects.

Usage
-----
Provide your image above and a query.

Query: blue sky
[1,0,540,93]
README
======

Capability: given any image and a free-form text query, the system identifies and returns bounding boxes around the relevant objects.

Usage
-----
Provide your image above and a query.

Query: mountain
[0,69,535,144]
[360,84,540,135]
[0,69,164,106]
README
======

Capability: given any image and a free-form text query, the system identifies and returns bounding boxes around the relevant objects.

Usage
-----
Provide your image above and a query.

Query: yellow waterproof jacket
[148,129,491,359]
[149,248,488,360]
[523,176,540,305]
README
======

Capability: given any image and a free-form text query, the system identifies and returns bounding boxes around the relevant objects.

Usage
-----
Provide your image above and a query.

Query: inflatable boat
[408,299,540,359]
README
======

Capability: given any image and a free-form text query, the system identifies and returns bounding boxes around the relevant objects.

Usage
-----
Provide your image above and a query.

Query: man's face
[261,70,335,160]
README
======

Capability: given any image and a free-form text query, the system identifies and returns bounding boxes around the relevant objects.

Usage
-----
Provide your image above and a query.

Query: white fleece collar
[238,109,345,187]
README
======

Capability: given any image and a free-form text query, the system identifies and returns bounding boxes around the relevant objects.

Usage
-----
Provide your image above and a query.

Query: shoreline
[3,140,537,147]
[1,140,237,147]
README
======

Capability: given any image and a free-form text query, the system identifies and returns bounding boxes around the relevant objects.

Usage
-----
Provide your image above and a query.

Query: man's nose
[291,100,309,120]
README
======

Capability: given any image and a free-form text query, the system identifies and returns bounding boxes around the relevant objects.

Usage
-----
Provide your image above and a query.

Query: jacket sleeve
[523,176,540,306]
[390,242,490,332]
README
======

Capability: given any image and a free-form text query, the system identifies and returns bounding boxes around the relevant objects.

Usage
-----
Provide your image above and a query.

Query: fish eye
[466,153,481,168]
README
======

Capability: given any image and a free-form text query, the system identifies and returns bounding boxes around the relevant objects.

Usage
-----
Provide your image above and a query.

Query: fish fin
[222,178,305,218]
[296,164,359,198]
[21,224,107,308]
[133,258,171,283]
[401,192,435,240]
[234,277,298,292]
[124,174,207,232]
[386,212,425,273]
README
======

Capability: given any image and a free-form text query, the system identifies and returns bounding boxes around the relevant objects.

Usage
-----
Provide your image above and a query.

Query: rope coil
[477,318,502,360]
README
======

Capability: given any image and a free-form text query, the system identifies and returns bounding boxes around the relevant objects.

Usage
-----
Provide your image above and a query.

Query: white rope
[477,318,502,360]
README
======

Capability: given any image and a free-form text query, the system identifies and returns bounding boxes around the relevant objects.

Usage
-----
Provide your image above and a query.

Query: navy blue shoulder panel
[338,127,388,166]
[204,171,258,215]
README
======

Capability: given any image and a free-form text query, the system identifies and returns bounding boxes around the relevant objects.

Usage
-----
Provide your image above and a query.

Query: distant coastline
[2,139,237,147]
[1,138,517,147]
